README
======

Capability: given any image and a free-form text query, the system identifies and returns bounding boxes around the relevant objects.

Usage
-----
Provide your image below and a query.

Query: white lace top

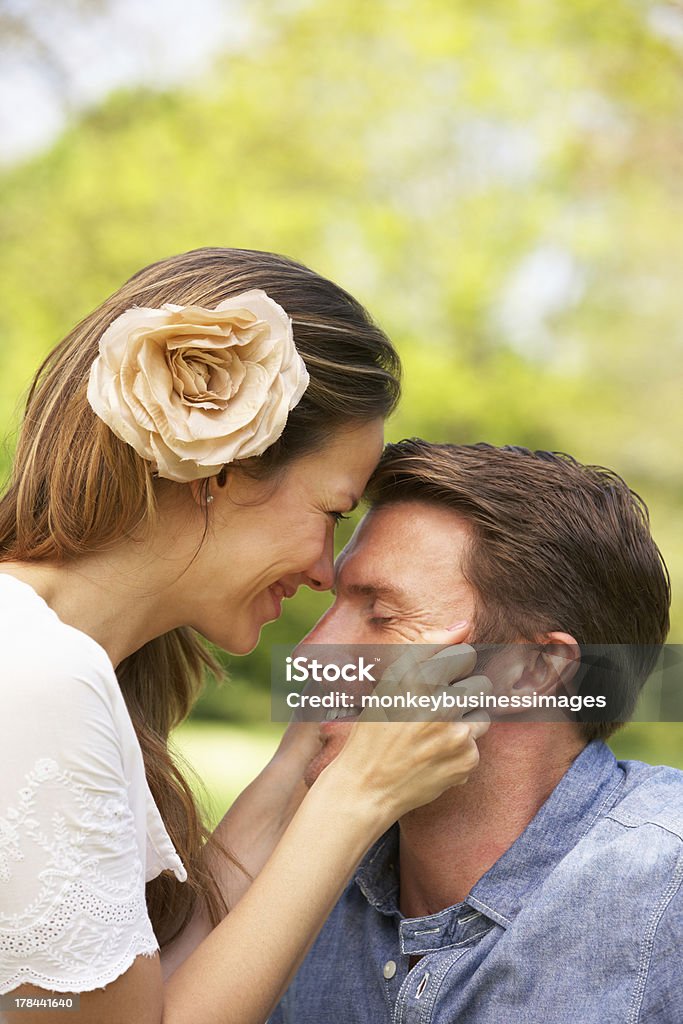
[0,574,187,994]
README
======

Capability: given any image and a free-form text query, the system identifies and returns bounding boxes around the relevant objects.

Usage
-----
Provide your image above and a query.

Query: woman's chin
[195,619,260,657]
[224,626,262,656]
[225,608,282,655]
[200,594,280,655]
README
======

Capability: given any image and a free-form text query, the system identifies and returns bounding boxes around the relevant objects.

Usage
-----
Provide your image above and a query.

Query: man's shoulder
[606,758,683,841]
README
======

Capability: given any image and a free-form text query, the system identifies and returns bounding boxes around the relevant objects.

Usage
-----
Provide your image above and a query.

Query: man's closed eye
[369,615,396,628]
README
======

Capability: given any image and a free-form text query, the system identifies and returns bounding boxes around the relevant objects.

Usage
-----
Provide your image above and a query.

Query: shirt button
[383,960,397,980]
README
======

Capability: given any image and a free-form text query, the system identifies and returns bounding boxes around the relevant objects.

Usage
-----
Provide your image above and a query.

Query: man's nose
[302,604,347,645]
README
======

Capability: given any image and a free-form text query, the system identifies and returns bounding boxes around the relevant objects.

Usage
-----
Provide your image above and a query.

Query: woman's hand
[272,718,324,772]
[158,626,490,1024]
[322,623,491,824]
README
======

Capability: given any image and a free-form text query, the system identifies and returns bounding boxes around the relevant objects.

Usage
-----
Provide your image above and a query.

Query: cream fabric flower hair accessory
[87,289,310,483]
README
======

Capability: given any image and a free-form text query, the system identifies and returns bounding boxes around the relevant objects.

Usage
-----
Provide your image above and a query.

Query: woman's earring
[206,495,214,504]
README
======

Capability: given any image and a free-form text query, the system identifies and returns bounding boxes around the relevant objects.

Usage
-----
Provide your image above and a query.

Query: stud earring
[206,495,214,504]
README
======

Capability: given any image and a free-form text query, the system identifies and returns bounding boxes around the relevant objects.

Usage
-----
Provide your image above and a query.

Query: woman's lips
[267,580,297,618]
[268,587,284,618]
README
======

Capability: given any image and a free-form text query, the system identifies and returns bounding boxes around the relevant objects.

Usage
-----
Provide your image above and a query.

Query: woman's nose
[305,527,335,591]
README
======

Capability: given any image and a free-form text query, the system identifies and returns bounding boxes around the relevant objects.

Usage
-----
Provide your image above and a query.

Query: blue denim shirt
[270,741,683,1023]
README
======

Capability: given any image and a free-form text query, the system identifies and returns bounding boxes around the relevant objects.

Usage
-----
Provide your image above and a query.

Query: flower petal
[87,289,309,482]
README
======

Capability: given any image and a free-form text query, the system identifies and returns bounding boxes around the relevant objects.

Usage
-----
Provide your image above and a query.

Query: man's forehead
[333,512,403,592]
[333,502,469,592]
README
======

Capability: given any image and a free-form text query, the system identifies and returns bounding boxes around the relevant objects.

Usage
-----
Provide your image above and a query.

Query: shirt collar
[467,740,625,927]
[355,826,401,916]
[354,740,626,932]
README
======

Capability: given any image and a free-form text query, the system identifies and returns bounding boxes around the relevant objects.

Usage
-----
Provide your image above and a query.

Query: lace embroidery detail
[0,758,158,993]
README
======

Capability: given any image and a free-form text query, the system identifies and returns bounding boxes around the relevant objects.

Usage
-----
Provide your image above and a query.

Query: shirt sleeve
[0,647,160,995]
[636,857,683,1022]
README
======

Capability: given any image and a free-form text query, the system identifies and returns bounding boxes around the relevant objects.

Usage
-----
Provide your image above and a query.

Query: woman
[0,248,485,1023]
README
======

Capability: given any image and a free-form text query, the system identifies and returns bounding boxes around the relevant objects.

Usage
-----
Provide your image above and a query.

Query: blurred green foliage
[0,1,681,758]
[172,719,683,830]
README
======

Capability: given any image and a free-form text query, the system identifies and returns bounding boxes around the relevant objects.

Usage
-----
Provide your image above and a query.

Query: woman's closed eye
[329,512,351,525]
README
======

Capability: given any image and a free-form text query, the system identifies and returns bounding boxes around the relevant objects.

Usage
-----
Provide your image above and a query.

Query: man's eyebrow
[343,580,410,603]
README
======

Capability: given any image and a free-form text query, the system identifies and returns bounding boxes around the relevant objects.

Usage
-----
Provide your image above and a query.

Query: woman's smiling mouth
[267,580,297,618]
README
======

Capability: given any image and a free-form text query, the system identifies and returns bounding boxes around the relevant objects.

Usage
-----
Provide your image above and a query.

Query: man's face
[303,500,476,785]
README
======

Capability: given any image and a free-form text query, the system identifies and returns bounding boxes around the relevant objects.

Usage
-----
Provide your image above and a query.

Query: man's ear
[481,632,581,714]
[514,632,581,698]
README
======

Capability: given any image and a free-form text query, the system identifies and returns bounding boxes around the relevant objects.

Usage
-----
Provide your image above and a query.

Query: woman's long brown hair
[0,247,401,946]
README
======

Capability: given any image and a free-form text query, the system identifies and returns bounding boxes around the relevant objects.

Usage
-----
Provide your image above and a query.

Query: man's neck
[398,724,586,919]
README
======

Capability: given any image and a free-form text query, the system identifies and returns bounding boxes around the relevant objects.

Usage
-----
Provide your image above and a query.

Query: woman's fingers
[371,640,491,722]
[328,624,493,815]
[378,621,477,688]
[374,641,477,703]
[446,674,492,708]
[458,712,491,740]
[336,715,487,817]
[417,679,491,729]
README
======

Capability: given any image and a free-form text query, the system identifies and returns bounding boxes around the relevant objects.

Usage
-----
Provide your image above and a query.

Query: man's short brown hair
[365,440,671,742]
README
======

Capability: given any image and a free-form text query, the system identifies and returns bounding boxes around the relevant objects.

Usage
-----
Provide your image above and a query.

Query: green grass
[173,719,683,829]
[172,720,282,828]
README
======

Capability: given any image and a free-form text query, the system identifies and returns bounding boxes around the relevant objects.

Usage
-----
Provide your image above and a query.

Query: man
[270,440,680,1024]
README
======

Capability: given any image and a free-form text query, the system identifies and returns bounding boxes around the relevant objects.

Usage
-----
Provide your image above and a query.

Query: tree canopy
[1,0,680,714]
